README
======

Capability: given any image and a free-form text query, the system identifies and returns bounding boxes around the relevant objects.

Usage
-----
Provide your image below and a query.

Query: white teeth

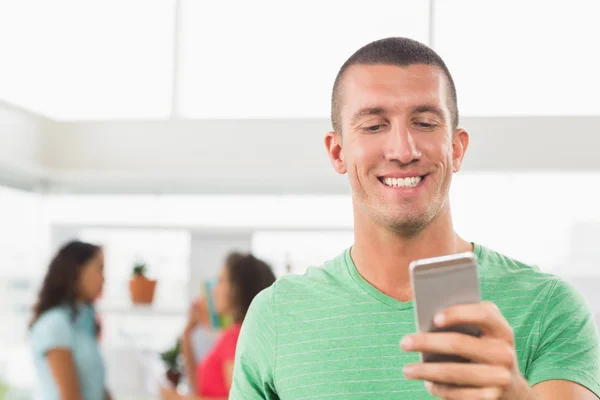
[383,176,422,188]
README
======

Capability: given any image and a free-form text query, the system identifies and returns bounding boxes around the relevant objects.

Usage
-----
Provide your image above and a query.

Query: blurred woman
[161,252,276,400]
[29,241,110,400]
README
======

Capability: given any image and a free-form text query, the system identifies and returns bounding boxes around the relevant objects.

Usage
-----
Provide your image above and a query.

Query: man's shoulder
[254,249,352,310]
[278,250,348,287]
[476,244,582,316]
[476,243,559,288]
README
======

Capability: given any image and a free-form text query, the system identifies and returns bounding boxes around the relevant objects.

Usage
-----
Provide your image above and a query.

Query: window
[0,186,46,396]
[0,0,175,119]
[179,0,430,118]
[434,0,600,116]
[0,186,46,318]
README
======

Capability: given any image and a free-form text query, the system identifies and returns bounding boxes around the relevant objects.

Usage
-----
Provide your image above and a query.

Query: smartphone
[409,252,481,363]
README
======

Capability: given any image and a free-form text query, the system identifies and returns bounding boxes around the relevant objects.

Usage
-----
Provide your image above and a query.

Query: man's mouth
[378,175,427,188]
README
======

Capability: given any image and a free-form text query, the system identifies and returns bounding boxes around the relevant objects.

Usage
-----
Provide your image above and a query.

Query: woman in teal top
[30,241,111,400]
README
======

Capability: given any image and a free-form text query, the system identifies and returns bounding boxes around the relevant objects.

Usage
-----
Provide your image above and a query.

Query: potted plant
[128,261,157,304]
[160,339,182,387]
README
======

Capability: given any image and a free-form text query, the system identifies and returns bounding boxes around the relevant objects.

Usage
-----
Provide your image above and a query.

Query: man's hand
[401,301,536,399]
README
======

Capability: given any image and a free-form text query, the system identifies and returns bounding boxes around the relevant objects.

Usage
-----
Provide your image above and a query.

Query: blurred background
[1,0,599,399]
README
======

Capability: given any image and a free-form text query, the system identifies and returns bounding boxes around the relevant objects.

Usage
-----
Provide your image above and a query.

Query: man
[230,37,600,399]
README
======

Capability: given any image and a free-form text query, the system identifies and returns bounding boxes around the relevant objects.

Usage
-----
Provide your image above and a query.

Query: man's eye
[363,124,384,132]
[414,122,437,130]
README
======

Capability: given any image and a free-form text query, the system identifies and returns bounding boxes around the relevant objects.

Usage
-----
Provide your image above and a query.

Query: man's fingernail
[434,313,446,326]
[400,336,413,349]
[403,364,415,375]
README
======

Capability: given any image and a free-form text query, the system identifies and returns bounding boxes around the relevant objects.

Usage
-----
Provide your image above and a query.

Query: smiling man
[229,37,600,399]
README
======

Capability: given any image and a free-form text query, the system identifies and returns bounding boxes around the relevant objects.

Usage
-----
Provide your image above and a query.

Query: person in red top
[161,252,276,400]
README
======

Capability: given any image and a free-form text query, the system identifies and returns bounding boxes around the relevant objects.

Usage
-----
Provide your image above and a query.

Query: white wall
[0,101,48,189]
[188,232,253,298]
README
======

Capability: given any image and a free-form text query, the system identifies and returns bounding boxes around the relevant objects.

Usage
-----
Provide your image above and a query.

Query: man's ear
[452,128,469,172]
[324,131,347,174]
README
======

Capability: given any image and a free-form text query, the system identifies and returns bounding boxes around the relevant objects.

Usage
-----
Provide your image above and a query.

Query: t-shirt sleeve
[527,278,600,397]
[30,310,75,356]
[229,286,279,400]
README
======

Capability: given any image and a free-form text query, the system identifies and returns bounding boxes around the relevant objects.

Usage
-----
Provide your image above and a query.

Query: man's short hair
[331,37,459,133]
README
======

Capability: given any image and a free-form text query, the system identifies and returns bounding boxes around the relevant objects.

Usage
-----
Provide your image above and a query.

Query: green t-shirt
[230,244,600,399]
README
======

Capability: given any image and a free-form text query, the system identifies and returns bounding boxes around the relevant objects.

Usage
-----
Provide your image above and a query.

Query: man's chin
[376,209,433,235]
[387,219,428,236]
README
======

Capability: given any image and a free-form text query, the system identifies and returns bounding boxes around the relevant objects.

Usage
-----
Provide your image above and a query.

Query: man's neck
[351,205,472,302]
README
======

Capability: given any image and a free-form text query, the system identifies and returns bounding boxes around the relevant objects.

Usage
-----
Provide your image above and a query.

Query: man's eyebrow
[350,107,386,125]
[413,105,446,119]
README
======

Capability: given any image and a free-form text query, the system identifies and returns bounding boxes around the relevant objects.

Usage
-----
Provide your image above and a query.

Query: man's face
[325,64,469,235]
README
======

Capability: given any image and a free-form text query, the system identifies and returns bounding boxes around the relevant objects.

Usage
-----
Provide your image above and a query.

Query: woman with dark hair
[29,240,110,400]
[161,252,276,400]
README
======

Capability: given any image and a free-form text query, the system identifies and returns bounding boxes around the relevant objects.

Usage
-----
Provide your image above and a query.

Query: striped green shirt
[231,243,600,399]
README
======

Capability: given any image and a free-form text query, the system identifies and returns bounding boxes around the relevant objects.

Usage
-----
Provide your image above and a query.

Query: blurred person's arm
[223,361,234,391]
[104,388,113,400]
[169,328,235,400]
[31,310,87,400]
[46,349,83,400]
